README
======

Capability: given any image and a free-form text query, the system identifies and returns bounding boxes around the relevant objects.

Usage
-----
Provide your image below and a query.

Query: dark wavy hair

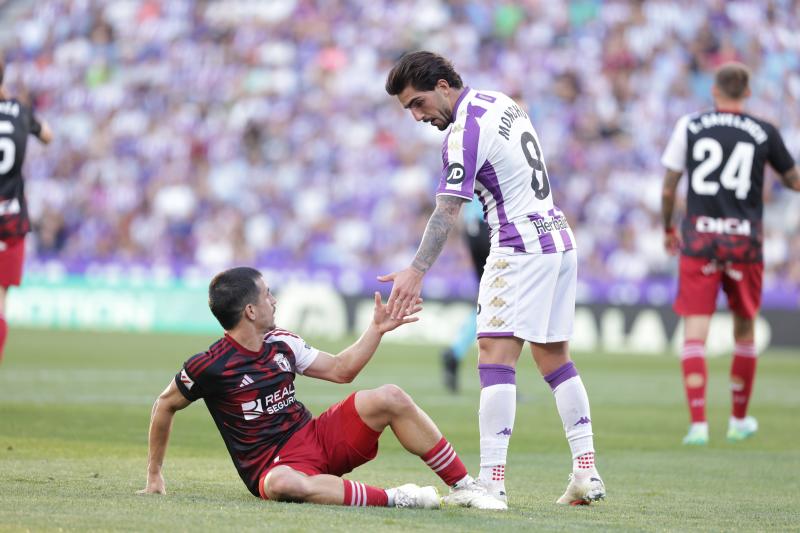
[208,267,262,330]
[385,51,463,95]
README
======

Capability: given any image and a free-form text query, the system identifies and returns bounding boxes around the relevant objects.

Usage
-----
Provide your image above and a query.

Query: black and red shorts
[258,392,381,499]
[674,255,762,319]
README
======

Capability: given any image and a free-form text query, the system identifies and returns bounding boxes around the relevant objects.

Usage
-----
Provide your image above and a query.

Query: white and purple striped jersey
[437,88,575,255]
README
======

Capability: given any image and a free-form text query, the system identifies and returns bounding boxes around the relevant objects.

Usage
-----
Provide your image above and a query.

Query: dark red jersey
[662,109,795,262]
[174,328,320,496]
[0,98,42,240]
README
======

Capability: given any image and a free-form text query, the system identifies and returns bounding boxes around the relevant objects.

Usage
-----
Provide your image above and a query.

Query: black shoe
[441,349,459,393]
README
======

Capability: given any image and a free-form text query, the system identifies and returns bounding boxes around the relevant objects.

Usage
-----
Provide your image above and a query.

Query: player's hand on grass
[372,291,422,334]
[664,227,682,255]
[138,472,166,495]
[377,267,425,319]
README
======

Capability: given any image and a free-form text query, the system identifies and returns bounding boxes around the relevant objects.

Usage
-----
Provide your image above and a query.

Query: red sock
[731,341,757,419]
[681,340,707,423]
[342,479,388,507]
[0,315,7,364]
[421,437,468,487]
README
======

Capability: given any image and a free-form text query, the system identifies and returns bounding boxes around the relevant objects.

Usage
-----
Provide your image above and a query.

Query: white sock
[385,488,396,507]
[478,383,516,486]
[553,375,594,461]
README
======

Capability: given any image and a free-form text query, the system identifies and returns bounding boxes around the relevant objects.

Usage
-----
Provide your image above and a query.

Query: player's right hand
[664,227,682,255]
[137,472,166,495]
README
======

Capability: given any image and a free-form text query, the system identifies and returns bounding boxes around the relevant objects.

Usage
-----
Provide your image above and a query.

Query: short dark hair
[714,62,750,100]
[385,51,463,95]
[208,267,262,330]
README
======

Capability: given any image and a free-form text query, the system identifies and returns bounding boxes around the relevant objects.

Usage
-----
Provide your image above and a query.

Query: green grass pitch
[1,328,798,532]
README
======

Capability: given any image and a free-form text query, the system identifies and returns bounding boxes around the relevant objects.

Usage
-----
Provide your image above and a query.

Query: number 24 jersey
[661,110,794,262]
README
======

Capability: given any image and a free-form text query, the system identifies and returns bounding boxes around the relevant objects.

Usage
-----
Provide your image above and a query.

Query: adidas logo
[239,374,254,388]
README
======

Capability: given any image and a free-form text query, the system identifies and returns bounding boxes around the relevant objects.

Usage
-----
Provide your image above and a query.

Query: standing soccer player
[0,61,53,363]
[382,51,605,507]
[661,62,800,445]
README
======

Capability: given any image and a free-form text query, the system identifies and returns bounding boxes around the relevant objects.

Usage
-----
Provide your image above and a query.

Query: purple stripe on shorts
[478,364,516,388]
[478,161,525,252]
[477,331,515,338]
[544,361,578,390]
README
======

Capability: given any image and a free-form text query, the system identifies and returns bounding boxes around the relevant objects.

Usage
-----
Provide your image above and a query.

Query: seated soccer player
[139,267,503,510]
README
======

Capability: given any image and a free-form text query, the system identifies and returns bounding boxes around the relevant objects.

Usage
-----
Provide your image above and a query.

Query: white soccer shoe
[443,478,508,510]
[682,422,709,446]
[556,471,606,506]
[727,416,758,442]
[477,479,508,505]
[393,483,441,509]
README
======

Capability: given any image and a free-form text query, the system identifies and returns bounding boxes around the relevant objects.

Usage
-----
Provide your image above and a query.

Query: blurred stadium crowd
[2,0,799,290]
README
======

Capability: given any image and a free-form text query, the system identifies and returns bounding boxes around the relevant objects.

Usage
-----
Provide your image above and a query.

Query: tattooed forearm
[411,196,465,273]
[661,169,682,228]
[781,166,800,192]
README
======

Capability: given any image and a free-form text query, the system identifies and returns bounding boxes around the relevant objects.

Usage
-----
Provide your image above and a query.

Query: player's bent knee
[377,384,415,414]
[264,467,309,502]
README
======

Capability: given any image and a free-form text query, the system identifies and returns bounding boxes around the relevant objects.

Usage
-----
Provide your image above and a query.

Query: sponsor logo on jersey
[445,162,465,185]
[241,384,297,420]
[695,216,751,236]
[531,215,569,235]
[0,198,21,216]
[274,353,292,372]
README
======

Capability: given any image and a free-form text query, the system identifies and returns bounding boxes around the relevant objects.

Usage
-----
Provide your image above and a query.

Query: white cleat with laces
[556,471,606,506]
[392,483,441,509]
[443,477,508,510]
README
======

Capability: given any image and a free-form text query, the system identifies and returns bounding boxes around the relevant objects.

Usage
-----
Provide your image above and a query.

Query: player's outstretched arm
[379,195,465,319]
[661,169,683,255]
[138,380,191,495]
[302,292,423,383]
[779,166,800,192]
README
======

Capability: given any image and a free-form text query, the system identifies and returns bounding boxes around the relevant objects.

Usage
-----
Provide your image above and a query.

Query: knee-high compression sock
[0,315,7,364]
[421,437,468,486]
[477,364,516,489]
[681,340,707,423]
[343,479,389,507]
[544,362,595,471]
[731,341,757,419]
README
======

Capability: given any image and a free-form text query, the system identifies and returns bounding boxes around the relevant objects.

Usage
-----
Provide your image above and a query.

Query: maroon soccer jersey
[0,98,42,240]
[662,110,795,262]
[174,328,320,496]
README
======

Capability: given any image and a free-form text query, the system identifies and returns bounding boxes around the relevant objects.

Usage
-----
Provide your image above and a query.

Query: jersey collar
[224,333,262,356]
[451,87,471,122]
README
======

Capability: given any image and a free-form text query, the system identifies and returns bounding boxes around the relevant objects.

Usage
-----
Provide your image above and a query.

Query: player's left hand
[377,267,425,319]
[372,291,423,334]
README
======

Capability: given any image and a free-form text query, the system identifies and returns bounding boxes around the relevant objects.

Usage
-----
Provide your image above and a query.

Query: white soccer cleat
[727,416,758,442]
[682,422,709,445]
[556,471,606,506]
[477,479,508,505]
[393,483,441,509]
[443,478,508,510]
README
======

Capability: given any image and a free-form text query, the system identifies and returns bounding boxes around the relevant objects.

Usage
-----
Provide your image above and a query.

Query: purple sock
[478,364,516,388]
[544,361,578,390]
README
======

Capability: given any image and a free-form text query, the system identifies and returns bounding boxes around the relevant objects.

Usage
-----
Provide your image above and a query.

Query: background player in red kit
[661,62,800,445]
[139,267,504,510]
[0,60,53,363]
